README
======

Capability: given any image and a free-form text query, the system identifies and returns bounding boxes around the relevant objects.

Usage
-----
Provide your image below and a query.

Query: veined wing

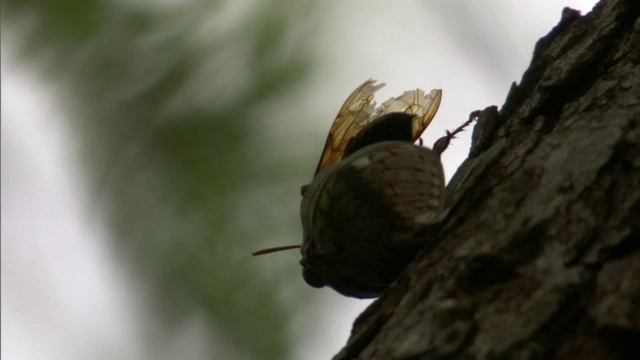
[314,79,385,175]
[375,88,442,141]
[314,80,442,175]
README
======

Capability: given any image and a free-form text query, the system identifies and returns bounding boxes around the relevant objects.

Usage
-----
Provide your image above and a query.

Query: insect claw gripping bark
[433,110,481,155]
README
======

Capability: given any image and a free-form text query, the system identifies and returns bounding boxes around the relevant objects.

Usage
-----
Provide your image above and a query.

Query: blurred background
[2,1,598,359]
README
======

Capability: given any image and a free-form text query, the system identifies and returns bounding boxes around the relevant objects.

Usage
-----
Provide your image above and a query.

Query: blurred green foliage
[4,0,317,358]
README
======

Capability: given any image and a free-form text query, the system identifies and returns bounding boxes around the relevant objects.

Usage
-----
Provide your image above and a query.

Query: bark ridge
[335,1,640,359]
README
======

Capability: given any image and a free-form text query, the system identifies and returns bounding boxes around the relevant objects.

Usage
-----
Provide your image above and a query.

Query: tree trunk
[335,0,640,359]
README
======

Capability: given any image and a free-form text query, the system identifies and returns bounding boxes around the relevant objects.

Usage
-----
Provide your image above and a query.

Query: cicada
[254,80,471,298]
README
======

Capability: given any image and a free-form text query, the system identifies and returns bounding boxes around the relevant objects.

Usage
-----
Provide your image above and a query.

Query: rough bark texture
[335,0,640,359]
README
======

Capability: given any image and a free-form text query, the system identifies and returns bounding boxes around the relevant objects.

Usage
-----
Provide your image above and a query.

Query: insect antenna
[252,245,301,256]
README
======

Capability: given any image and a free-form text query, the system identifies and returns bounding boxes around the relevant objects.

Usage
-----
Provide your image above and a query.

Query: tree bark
[335,0,640,359]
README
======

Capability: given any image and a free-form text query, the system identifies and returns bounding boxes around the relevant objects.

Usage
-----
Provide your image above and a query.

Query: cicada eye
[300,184,310,197]
[302,266,326,288]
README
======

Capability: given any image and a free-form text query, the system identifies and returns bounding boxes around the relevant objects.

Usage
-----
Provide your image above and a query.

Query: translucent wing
[314,79,442,175]
[375,88,443,142]
[314,79,385,175]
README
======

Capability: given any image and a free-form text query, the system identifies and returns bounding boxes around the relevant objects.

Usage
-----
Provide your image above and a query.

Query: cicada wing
[375,88,442,141]
[314,79,385,175]
[314,81,442,176]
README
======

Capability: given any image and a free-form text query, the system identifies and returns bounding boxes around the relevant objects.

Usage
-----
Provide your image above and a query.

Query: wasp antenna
[252,245,301,256]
